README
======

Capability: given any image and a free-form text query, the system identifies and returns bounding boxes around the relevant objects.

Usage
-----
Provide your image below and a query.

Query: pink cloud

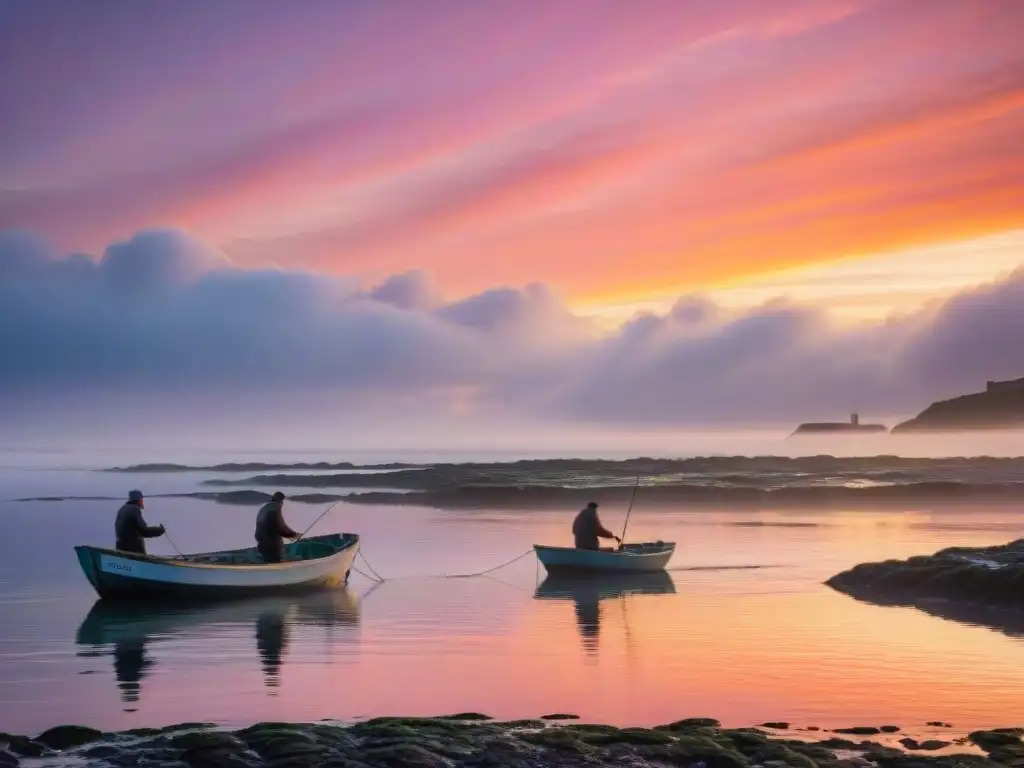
[1,0,1023,300]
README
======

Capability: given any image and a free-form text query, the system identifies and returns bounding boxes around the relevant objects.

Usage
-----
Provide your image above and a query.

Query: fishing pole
[618,474,641,547]
[163,528,188,560]
[295,499,345,542]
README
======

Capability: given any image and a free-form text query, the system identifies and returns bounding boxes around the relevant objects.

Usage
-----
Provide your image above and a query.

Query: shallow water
[2,464,1024,736]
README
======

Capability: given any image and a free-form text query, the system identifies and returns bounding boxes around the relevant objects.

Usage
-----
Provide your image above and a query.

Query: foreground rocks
[826,540,1024,608]
[1,717,1021,768]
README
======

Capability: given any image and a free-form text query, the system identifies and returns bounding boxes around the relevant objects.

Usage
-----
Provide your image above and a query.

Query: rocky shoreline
[825,539,1024,608]
[3,716,1023,768]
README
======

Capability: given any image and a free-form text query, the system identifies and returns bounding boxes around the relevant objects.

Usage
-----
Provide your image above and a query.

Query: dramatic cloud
[3,229,1024,431]
[2,1,1022,304]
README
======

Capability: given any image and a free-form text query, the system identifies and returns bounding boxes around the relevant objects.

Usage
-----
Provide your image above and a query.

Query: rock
[83,744,122,759]
[167,730,248,752]
[880,726,902,733]
[0,735,43,759]
[438,712,492,721]
[918,741,952,751]
[762,723,791,730]
[540,714,579,721]
[658,718,723,731]
[826,540,1024,612]
[10,717,1020,768]
[969,729,1024,750]
[35,726,104,751]
[817,738,860,750]
[927,722,954,728]
[363,741,454,767]
[836,727,882,736]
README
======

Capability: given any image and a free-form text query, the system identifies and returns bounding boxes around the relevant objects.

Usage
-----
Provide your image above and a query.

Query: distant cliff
[893,377,1024,432]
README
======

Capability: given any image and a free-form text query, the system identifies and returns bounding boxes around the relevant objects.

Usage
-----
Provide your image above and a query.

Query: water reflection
[534,571,676,654]
[75,589,359,707]
[839,591,1024,641]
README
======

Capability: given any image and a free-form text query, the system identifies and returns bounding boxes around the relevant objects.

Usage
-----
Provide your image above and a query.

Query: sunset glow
[2,0,1022,313]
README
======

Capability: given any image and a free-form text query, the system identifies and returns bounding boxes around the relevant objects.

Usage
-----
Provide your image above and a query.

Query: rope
[357,549,386,582]
[350,565,381,583]
[436,549,535,578]
[352,547,536,583]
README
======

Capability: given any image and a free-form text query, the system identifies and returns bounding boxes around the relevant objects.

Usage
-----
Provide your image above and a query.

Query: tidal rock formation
[826,539,1024,608]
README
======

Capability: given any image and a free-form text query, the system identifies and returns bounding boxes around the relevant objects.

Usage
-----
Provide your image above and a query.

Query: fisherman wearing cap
[255,491,299,564]
[114,490,166,554]
[572,501,620,551]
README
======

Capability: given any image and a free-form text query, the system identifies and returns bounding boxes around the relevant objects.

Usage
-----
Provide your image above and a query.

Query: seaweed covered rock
[3,717,1023,768]
[826,540,1024,607]
[36,724,104,750]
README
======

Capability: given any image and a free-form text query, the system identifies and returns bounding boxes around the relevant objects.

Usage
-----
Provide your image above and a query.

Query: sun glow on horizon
[576,229,1024,326]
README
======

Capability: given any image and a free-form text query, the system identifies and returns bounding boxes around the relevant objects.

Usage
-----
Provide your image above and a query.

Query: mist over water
[7,421,1024,471]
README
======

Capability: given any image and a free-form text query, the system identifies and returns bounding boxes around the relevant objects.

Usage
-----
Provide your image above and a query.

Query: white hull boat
[534,541,675,574]
[75,533,359,601]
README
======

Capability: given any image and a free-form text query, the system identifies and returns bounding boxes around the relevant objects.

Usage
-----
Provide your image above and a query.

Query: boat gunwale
[534,542,675,557]
[74,533,359,572]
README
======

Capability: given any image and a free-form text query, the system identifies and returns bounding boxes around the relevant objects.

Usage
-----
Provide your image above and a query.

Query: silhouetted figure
[255,609,289,691]
[115,490,165,554]
[113,636,153,705]
[255,492,298,563]
[573,596,601,655]
[572,502,620,550]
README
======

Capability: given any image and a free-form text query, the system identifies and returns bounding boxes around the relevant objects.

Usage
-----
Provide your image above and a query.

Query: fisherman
[572,501,620,551]
[114,490,166,554]
[255,491,299,564]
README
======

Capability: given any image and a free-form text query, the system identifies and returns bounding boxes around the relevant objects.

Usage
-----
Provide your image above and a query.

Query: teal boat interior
[188,533,358,565]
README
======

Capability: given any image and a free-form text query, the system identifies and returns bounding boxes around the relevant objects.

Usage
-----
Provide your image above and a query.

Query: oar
[618,475,641,549]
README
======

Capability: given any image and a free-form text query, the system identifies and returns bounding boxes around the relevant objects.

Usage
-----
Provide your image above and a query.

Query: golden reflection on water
[6,503,1024,734]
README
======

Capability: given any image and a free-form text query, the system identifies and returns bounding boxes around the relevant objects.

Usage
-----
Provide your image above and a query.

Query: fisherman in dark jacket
[572,501,620,551]
[255,491,298,564]
[115,490,165,554]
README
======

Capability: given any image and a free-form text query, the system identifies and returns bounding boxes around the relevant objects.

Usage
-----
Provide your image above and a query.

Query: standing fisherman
[114,490,165,554]
[572,501,620,551]
[255,491,298,564]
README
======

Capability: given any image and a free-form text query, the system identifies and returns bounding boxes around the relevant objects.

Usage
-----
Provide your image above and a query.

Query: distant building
[790,412,887,436]
[986,377,1024,394]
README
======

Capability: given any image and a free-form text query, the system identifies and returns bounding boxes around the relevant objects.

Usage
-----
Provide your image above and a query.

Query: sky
[1,0,1023,442]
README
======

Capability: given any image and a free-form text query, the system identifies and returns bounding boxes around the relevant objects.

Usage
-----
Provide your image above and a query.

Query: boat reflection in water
[74,588,360,707]
[534,570,676,654]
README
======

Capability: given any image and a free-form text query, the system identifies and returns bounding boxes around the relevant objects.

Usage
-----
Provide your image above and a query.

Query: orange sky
[3,0,1023,317]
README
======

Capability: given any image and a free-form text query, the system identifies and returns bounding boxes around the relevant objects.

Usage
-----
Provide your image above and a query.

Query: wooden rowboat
[533,541,675,574]
[74,533,359,601]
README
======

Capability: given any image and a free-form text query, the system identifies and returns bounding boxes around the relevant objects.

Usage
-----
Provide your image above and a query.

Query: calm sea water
[2,461,1024,737]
